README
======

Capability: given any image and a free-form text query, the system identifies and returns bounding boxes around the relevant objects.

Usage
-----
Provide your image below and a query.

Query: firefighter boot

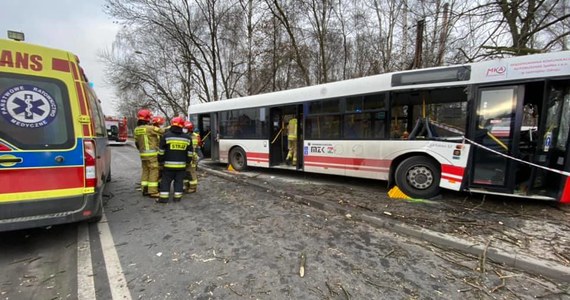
[142,186,149,196]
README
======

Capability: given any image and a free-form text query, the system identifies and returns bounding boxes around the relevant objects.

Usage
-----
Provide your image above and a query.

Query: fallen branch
[466,195,486,212]
[554,252,570,265]
[383,249,395,258]
[478,239,492,274]
[462,278,491,297]
[490,270,506,293]
[536,291,570,298]
[433,252,474,271]
[227,285,244,297]
[326,281,339,296]
[365,280,396,291]
[339,284,351,300]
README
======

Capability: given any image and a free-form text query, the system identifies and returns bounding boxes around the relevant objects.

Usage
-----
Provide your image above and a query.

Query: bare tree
[265,0,312,86]
[474,0,570,55]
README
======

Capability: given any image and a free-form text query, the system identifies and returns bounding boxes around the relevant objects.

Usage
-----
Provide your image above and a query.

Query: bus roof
[188,51,570,115]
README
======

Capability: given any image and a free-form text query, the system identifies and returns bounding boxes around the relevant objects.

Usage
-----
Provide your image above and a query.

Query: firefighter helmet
[184,121,194,132]
[170,116,185,128]
[152,116,165,126]
[137,109,152,121]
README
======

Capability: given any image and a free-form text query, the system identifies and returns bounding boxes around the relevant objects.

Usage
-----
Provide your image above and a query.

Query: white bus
[188,51,570,203]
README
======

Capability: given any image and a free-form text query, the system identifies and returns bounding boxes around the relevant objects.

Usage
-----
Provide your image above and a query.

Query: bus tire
[230,147,247,171]
[395,156,441,199]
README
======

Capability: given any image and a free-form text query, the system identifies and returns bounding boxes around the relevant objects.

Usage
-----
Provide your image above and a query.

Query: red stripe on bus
[71,62,79,80]
[52,58,70,72]
[441,164,465,177]
[0,167,84,193]
[248,159,269,164]
[304,162,386,172]
[560,177,570,204]
[304,162,345,170]
[246,152,269,159]
[304,156,391,168]
[441,175,460,183]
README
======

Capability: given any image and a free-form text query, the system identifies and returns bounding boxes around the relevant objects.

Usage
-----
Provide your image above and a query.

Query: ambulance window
[84,84,106,137]
[0,73,74,149]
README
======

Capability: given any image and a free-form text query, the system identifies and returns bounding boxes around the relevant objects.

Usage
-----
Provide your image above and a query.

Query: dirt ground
[207,164,570,269]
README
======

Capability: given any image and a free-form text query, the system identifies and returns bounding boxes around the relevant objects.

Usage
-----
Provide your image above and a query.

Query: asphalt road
[0,145,567,299]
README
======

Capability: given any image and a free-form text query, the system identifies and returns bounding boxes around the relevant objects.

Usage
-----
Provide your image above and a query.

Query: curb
[201,165,570,282]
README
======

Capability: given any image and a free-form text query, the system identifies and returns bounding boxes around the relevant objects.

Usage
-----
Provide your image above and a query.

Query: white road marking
[77,223,96,300]
[98,214,133,300]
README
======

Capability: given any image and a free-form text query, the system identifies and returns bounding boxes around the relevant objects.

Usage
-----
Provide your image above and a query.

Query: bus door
[269,107,284,166]
[198,114,213,159]
[208,113,219,161]
[470,86,523,192]
[528,80,570,199]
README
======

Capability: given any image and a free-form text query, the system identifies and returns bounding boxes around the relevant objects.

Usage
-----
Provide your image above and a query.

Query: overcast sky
[2,0,120,115]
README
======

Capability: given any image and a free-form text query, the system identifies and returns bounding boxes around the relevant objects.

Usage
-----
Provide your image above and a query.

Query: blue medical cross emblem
[12,94,46,119]
[0,84,57,128]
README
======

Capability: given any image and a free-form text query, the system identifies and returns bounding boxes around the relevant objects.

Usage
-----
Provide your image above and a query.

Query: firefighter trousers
[184,162,198,193]
[286,139,297,164]
[158,169,186,202]
[141,156,159,194]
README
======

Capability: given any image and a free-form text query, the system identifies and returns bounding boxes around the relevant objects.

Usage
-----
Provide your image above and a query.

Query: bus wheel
[230,147,247,171]
[395,156,441,199]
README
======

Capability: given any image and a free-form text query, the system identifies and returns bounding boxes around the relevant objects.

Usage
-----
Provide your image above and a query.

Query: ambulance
[0,37,111,231]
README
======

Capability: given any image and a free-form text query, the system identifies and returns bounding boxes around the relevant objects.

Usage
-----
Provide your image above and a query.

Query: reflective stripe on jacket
[158,128,193,170]
[134,125,162,157]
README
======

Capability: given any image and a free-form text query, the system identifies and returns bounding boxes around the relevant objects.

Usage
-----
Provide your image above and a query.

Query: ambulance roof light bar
[7,30,25,41]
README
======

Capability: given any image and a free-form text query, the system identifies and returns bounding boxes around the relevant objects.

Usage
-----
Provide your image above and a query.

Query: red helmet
[151,116,165,126]
[184,121,194,132]
[137,109,152,121]
[170,116,185,128]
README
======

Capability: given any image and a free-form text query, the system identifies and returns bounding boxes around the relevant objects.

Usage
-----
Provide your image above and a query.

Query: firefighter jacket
[287,117,297,140]
[134,124,162,159]
[191,132,201,160]
[157,127,194,169]
[191,132,201,148]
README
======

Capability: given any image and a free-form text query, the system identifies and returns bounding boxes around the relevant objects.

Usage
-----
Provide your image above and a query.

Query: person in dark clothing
[156,116,194,203]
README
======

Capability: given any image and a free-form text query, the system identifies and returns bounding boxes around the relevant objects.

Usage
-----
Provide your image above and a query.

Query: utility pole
[436,3,449,66]
[410,19,425,69]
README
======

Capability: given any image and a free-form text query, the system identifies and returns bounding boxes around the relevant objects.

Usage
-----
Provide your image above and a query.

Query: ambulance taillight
[83,140,97,188]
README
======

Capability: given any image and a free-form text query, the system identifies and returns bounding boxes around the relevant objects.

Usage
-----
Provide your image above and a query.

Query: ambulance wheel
[229,147,247,171]
[395,156,440,199]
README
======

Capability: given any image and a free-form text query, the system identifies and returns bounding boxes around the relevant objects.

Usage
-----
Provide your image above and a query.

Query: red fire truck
[105,116,128,145]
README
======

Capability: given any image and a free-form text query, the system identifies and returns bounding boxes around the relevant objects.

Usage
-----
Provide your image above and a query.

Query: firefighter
[286,116,298,165]
[193,128,204,161]
[134,109,162,197]
[157,117,193,203]
[151,116,166,131]
[151,116,167,181]
[183,121,199,193]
